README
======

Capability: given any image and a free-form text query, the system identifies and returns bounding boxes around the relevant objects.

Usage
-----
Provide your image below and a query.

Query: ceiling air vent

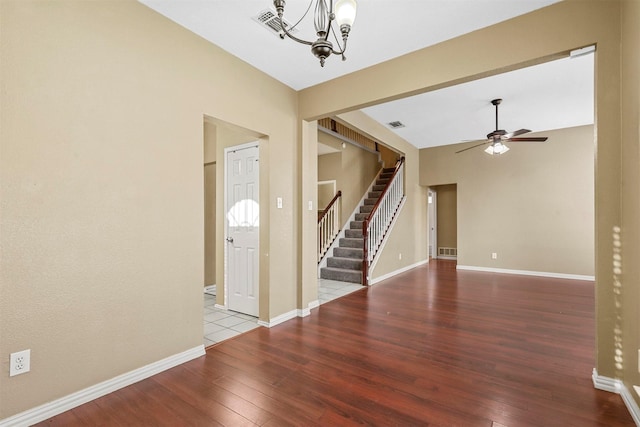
[253,9,297,36]
[387,121,405,129]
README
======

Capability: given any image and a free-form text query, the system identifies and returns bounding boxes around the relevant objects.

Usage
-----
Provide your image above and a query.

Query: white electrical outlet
[10,349,31,377]
[491,252,498,259]
[399,253,402,260]
[276,197,283,209]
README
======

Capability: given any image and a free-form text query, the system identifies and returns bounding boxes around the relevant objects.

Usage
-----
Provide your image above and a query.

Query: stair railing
[318,190,342,262]
[362,158,405,285]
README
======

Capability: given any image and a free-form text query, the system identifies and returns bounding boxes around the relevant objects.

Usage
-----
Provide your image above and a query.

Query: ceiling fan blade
[508,137,548,142]
[455,141,489,154]
[502,129,531,139]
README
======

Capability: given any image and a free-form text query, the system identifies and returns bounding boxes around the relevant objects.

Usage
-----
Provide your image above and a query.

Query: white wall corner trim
[592,369,640,425]
[297,299,321,317]
[456,265,595,281]
[297,307,311,317]
[0,345,206,427]
[257,309,298,328]
[369,259,429,286]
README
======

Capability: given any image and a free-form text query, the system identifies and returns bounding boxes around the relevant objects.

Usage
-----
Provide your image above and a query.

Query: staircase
[320,167,396,284]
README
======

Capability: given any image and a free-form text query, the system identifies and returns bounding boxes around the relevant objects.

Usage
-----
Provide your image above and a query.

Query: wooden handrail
[362,157,405,285]
[318,190,342,223]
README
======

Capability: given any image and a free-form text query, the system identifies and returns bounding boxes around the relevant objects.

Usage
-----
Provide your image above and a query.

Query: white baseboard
[203,284,216,293]
[369,259,429,286]
[456,265,595,281]
[0,345,206,427]
[592,369,640,425]
[257,309,298,328]
[214,303,226,310]
[308,299,320,310]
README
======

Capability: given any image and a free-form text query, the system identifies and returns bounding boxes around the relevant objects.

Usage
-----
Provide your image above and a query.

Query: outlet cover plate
[10,349,31,377]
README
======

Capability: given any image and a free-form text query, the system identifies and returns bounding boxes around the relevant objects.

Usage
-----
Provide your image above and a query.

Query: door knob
[226,237,234,243]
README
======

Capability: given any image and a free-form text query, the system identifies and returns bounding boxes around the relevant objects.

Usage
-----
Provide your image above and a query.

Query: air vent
[438,247,457,258]
[253,9,296,36]
[387,121,405,129]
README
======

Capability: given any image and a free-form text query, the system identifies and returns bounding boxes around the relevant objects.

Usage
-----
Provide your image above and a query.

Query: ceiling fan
[456,98,548,155]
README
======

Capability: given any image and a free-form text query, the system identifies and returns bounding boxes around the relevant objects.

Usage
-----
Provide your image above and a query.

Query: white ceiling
[139,0,594,150]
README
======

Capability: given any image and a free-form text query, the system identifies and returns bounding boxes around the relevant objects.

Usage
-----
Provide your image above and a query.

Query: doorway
[225,142,260,317]
[429,184,457,260]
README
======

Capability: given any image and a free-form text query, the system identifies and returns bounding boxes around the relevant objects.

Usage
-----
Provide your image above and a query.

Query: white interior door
[225,144,259,317]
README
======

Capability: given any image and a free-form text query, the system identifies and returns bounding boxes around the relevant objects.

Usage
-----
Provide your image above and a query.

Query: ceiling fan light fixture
[485,142,509,155]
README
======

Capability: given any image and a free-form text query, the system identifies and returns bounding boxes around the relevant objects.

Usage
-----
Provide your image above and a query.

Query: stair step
[373,185,386,192]
[340,237,363,248]
[334,247,363,259]
[368,191,382,199]
[320,267,362,284]
[355,213,369,221]
[345,229,363,238]
[363,198,378,205]
[360,205,373,213]
[350,220,363,229]
[327,257,362,270]
[376,179,389,186]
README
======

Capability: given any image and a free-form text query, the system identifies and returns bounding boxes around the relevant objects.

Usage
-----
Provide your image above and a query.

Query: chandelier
[273,0,357,67]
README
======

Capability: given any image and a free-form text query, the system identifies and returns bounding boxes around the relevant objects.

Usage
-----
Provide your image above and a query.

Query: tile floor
[203,279,364,347]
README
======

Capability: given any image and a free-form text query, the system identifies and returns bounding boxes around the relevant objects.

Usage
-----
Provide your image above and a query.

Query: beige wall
[379,144,400,169]
[317,182,336,211]
[0,0,298,419]
[421,126,594,275]
[204,121,217,286]
[620,0,640,398]
[204,163,216,285]
[434,184,457,250]
[299,0,629,397]
[317,132,381,226]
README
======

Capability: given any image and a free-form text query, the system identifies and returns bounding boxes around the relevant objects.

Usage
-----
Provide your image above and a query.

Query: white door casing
[428,189,437,258]
[225,143,259,317]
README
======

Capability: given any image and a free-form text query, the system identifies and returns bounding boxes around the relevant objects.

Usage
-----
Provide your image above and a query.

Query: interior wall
[434,184,457,250]
[421,125,594,275]
[204,163,216,286]
[204,121,217,286]
[379,144,399,168]
[620,0,640,399]
[317,132,380,225]
[0,0,298,419]
[317,181,336,212]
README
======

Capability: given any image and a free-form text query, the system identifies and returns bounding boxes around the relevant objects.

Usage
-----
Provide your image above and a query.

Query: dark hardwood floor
[38,260,634,426]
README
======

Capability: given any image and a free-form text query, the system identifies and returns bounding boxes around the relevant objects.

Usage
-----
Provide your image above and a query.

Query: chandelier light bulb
[335,0,357,27]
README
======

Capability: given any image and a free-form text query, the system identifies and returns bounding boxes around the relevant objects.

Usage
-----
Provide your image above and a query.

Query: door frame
[223,140,260,314]
[428,188,437,259]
